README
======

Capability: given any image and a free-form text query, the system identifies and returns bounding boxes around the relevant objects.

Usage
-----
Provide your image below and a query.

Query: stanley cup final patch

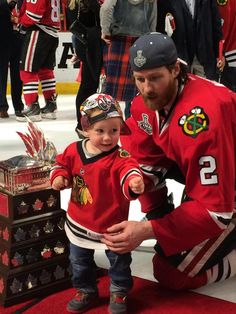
[138,113,153,135]
[178,107,209,138]
[134,50,147,68]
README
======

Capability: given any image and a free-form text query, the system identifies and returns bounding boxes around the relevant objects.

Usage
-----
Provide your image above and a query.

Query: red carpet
[1,275,236,314]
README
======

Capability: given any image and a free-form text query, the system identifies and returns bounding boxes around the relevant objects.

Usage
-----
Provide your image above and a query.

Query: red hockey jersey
[218,0,236,66]
[129,75,236,256]
[19,0,60,36]
[50,140,143,249]
[120,95,175,213]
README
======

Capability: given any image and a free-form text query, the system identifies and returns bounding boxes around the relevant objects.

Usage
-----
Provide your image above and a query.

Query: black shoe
[41,94,57,119]
[66,290,98,313]
[16,101,41,122]
[14,101,24,113]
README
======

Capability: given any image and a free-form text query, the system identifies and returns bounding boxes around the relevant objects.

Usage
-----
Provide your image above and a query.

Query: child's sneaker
[66,289,98,313]
[108,292,127,314]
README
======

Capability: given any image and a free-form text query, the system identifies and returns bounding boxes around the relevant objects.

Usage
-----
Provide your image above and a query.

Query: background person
[0,0,24,119]
[66,0,103,135]
[102,33,236,291]
[100,0,157,118]
[156,0,224,79]
[217,0,236,91]
[17,0,60,122]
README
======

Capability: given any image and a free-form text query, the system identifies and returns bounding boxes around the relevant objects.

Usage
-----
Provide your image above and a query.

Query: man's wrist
[141,220,155,240]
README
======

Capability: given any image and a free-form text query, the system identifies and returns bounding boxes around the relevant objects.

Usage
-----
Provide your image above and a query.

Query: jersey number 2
[199,156,218,185]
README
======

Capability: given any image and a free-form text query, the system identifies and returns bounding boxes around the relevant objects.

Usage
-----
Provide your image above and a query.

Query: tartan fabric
[103,35,138,101]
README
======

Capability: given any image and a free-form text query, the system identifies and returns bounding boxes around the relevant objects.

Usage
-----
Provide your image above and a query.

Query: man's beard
[141,81,177,111]
[142,95,160,111]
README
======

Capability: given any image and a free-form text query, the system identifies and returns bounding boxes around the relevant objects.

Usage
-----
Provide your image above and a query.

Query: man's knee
[152,253,207,291]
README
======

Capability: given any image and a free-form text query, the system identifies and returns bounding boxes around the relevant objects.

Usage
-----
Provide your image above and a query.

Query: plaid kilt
[103,35,138,102]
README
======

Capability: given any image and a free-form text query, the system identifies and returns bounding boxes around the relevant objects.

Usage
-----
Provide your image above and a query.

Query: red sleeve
[50,143,76,185]
[113,149,143,201]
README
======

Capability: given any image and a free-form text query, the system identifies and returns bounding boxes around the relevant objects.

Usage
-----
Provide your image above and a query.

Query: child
[50,93,144,314]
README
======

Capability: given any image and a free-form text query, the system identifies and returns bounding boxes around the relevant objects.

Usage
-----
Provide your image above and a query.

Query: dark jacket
[0,0,13,40]
[157,0,223,79]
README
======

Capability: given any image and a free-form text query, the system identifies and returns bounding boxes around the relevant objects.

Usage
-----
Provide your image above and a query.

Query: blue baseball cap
[129,32,178,71]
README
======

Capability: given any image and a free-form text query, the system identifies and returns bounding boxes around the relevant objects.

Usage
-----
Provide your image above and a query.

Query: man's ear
[173,61,181,78]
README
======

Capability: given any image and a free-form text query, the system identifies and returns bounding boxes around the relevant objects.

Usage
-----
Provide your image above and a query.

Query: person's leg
[17,30,41,121]
[18,70,41,123]
[153,223,236,290]
[67,243,98,313]
[38,33,58,119]
[9,32,24,114]
[69,243,97,292]
[0,42,10,117]
[75,61,98,130]
[38,67,57,119]
[106,250,133,313]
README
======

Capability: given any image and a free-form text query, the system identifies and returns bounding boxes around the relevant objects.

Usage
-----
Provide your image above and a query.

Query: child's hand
[129,177,144,194]
[52,176,69,190]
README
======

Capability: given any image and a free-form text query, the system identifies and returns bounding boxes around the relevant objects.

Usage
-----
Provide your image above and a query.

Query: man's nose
[143,80,153,93]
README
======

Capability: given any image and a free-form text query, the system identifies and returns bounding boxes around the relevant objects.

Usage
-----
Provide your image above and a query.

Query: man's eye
[136,77,145,82]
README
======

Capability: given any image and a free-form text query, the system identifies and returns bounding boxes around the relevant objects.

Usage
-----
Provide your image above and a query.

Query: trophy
[0,119,57,195]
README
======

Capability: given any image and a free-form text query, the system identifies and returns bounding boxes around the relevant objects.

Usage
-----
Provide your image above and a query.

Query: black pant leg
[9,32,24,111]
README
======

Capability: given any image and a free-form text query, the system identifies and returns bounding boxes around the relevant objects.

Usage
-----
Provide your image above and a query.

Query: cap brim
[177,57,188,66]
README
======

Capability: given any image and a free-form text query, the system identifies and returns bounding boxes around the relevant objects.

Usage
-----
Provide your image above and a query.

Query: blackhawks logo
[119,148,130,158]
[72,175,93,205]
[217,0,228,5]
[178,107,209,138]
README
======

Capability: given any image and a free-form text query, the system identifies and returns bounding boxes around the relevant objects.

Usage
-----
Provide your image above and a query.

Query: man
[17,0,60,122]
[0,0,24,119]
[156,0,224,80]
[102,32,236,290]
[217,0,236,92]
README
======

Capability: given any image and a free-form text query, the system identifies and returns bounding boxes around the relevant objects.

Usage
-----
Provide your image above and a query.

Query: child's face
[87,117,121,152]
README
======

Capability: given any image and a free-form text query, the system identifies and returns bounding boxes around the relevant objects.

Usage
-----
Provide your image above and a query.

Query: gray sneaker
[41,94,57,119]
[66,289,99,313]
[108,293,127,314]
[16,101,42,122]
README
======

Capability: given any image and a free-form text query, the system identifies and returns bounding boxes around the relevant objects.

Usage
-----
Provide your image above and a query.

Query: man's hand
[101,34,111,45]
[217,56,225,72]
[129,176,145,194]
[101,220,154,253]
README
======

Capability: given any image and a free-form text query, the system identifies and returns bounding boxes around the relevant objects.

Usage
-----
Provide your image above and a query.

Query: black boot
[16,101,41,122]
[41,94,57,119]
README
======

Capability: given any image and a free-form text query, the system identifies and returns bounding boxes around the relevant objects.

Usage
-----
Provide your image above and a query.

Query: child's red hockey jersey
[50,140,143,249]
